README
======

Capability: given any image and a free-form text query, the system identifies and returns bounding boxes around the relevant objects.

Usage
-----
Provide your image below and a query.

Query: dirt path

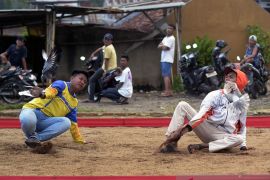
[0,127,269,176]
[1,91,270,117]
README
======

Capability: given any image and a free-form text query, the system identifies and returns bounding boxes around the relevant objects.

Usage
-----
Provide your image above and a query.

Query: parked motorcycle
[180,43,219,95]
[0,67,24,104]
[0,66,38,103]
[212,40,231,85]
[237,54,269,99]
[19,69,38,101]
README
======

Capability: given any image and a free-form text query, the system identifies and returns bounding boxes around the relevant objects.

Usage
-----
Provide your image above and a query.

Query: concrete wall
[180,0,270,61]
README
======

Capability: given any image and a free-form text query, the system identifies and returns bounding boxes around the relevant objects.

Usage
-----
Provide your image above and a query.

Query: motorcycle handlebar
[224,48,231,54]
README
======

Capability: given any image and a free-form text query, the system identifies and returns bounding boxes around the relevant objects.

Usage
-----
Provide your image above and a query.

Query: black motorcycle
[180,44,219,95]
[212,40,231,85]
[240,62,268,99]
[255,45,269,86]
[0,67,24,104]
[18,69,38,101]
[237,44,269,99]
[81,49,104,95]
[0,66,38,103]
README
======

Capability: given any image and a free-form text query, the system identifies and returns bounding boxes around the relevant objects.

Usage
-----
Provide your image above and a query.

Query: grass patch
[172,76,184,92]
[77,106,105,113]
[0,103,24,111]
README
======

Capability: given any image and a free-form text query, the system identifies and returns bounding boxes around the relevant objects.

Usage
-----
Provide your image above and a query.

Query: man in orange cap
[159,66,250,153]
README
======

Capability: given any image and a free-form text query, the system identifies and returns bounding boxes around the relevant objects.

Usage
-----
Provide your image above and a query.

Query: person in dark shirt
[0,36,28,70]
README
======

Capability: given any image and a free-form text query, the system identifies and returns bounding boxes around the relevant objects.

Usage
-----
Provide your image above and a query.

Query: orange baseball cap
[224,67,248,92]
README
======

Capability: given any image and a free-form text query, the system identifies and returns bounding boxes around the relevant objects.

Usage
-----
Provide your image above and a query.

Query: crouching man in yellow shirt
[19,70,88,151]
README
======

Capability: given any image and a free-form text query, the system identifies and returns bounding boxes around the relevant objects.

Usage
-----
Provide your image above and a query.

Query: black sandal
[187,144,202,154]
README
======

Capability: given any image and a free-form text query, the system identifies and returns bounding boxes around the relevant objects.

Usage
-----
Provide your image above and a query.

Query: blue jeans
[101,87,122,101]
[160,62,172,77]
[19,109,71,141]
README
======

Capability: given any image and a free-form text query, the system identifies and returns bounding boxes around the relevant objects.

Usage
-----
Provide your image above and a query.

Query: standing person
[159,67,249,153]
[158,24,175,97]
[19,70,88,153]
[87,33,117,102]
[0,36,28,70]
[100,55,133,104]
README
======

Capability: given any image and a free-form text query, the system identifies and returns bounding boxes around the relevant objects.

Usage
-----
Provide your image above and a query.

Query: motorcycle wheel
[23,96,33,102]
[250,83,259,99]
[198,83,212,94]
[258,84,268,95]
[1,82,24,104]
[208,76,219,90]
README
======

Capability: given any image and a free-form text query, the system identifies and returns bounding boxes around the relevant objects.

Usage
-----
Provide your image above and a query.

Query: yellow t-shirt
[103,44,117,71]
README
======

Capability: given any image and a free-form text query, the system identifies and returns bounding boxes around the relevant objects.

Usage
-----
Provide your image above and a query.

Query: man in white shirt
[158,24,175,97]
[100,55,133,104]
[159,66,250,153]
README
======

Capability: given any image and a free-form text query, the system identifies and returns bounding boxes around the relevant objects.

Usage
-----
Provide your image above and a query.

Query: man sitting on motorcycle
[241,35,260,69]
[86,33,117,103]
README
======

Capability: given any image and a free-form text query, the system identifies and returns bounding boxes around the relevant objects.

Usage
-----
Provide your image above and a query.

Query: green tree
[0,0,29,9]
[182,36,215,67]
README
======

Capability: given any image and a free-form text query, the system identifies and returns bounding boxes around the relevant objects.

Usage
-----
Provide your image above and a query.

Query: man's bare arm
[89,47,102,59]
[158,43,170,50]
[0,52,9,63]
[22,58,27,70]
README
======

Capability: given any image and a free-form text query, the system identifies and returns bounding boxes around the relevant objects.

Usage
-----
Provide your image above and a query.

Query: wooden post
[46,10,56,53]
[45,9,56,85]
[175,7,182,76]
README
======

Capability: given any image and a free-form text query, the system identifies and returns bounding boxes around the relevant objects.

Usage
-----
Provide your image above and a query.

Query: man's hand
[158,42,164,48]
[29,87,44,98]
[233,93,250,111]
[89,54,95,60]
[224,81,239,94]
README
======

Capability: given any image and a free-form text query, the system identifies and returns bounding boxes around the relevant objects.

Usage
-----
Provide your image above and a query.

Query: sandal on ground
[159,142,178,153]
[187,144,202,154]
[160,91,173,97]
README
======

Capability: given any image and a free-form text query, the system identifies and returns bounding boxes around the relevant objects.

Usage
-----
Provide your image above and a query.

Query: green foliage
[246,25,270,64]
[0,0,29,9]
[182,36,215,67]
[0,103,23,111]
[172,75,184,92]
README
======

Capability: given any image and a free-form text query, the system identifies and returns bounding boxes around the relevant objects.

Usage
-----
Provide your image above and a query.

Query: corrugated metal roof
[0,9,47,28]
[120,1,187,12]
[0,1,189,29]
[47,5,123,16]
